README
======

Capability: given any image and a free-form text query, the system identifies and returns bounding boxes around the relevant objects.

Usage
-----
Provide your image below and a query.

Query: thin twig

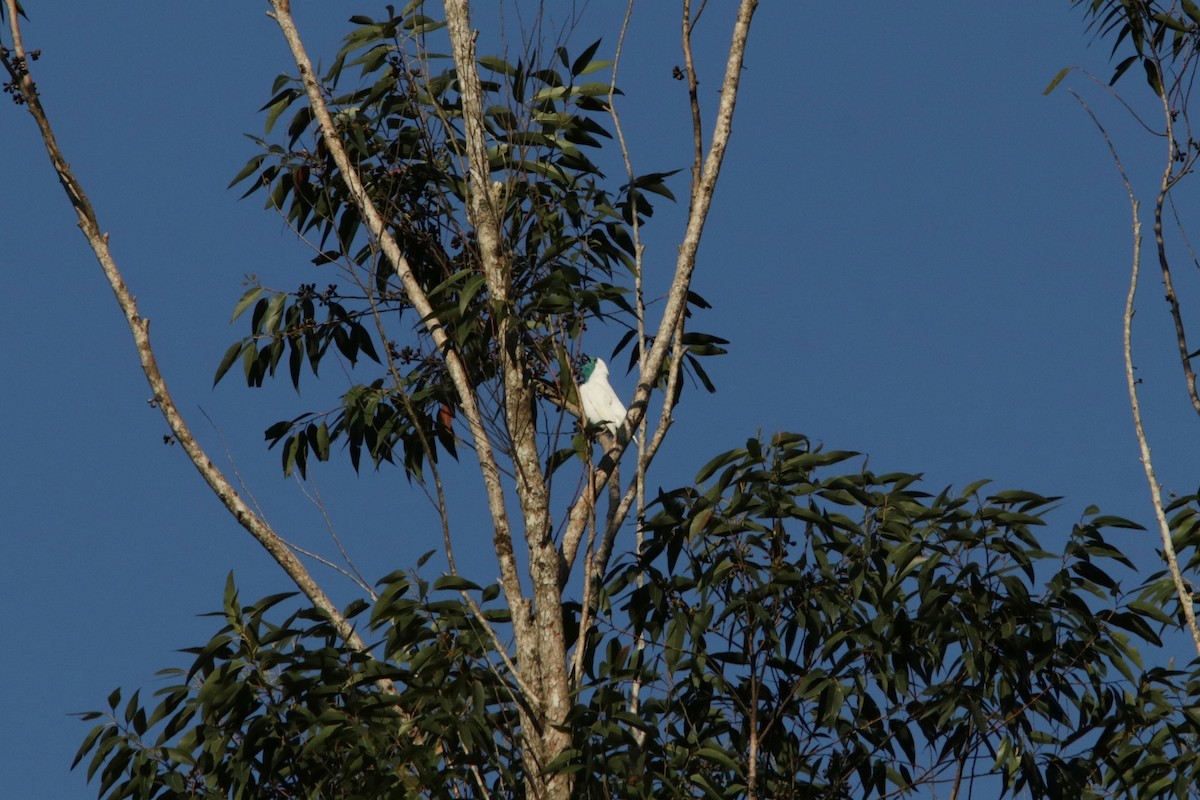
[604,0,651,732]
[292,477,376,597]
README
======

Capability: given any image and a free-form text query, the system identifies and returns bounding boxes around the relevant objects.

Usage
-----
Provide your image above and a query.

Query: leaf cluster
[1075,0,1200,95]
[75,434,1200,799]
[74,570,518,800]
[577,433,1200,799]
[221,4,719,481]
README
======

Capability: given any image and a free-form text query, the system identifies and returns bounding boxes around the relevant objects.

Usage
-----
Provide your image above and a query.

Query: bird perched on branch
[579,356,626,438]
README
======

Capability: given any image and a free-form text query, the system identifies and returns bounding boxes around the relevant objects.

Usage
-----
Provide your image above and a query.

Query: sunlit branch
[265,0,526,622]
[442,0,552,583]
[561,0,760,569]
[441,2,572,793]
[1,0,377,665]
[1071,88,1200,658]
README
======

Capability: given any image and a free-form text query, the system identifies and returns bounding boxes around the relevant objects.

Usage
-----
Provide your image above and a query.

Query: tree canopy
[7,1,1200,798]
[75,434,1200,798]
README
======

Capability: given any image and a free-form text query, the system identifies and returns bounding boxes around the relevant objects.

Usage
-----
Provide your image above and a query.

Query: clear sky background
[4,3,1198,797]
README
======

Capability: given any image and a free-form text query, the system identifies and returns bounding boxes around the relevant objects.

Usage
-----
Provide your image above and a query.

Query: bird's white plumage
[579,357,626,437]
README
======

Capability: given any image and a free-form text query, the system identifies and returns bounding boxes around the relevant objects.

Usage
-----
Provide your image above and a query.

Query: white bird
[578,356,626,438]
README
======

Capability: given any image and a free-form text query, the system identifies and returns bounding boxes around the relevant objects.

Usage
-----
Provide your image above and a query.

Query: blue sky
[3,2,1197,797]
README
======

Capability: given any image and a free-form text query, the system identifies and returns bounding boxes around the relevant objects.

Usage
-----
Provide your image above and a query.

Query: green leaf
[434,575,482,592]
[1185,0,1200,25]
[575,59,614,78]
[570,40,603,78]
[478,55,516,76]
[350,322,380,363]
[312,422,331,460]
[71,722,107,770]
[458,274,487,318]
[282,433,308,479]
[260,291,287,335]
[686,355,717,393]
[1089,514,1145,531]
[1109,54,1139,87]
[1128,599,1174,624]
[695,447,747,483]
[1043,67,1070,96]
[695,745,742,772]
[229,286,265,323]
[1152,12,1190,32]
[1071,559,1117,589]
[213,341,246,387]
[262,87,301,135]
[228,153,267,189]
[1144,57,1164,97]
[1104,610,1160,644]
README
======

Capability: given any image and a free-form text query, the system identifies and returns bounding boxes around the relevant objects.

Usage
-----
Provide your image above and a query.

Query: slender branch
[1150,49,1200,416]
[569,513,599,686]
[603,0,650,596]
[264,0,526,617]
[746,649,760,800]
[1,0,370,658]
[683,0,705,201]
[591,328,685,582]
[1072,89,1200,658]
[442,0,551,584]
[948,753,965,800]
[604,0,651,724]
[293,478,376,597]
[561,0,759,567]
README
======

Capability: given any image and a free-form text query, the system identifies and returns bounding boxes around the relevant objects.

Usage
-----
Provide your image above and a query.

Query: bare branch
[602,0,653,736]
[1150,48,1200,416]
[292,477,376,598]
[442,0,552,578]
[561,0,759,566]
[1,0,370,658]
[1072,89,1200,658]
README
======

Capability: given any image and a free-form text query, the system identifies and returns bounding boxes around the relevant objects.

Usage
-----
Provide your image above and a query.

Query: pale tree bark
[1070,86,1200,659]
[1140,61,1200,657]
[440,2,581,792]
[0,0,378,670]
[438,2,761,795]
[270,1,766,796]
[6,0,761,795]
[1055,1,1200,661]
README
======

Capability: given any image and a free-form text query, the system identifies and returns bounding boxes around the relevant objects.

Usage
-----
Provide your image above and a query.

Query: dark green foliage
[1073,1,1200,95]
[67,5,1200,798]
[77,435,1200,799]
[578,434,1200,799]
[74,571,519,800]
[218,5,719,481]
